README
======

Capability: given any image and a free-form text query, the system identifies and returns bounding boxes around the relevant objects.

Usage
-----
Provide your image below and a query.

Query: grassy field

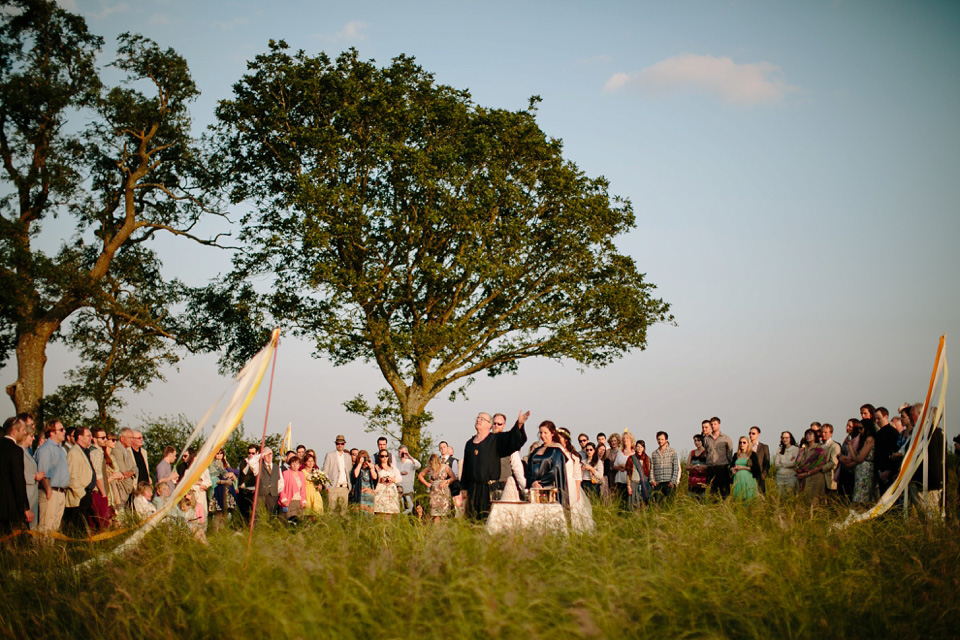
[1,489,958,640]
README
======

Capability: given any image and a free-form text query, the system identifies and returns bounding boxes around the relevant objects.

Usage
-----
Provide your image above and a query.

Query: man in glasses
[87,429,109,518]
[493,413,527,501]
[460,410,528,520]
[577,433,590,461]
[492,414,510,493]
[35,419,70,535]
[747,426,770,495]
[321,435,352,515]
[64,427,96,533]
[114,428,139,508]
[130,430,150,491]
[237,445,260,520]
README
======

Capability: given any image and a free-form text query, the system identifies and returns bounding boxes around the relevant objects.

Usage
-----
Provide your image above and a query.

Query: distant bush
[138,412,283,468]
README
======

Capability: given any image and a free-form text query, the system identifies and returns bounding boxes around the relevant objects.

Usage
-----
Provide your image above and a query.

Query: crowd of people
[0,400,952,541]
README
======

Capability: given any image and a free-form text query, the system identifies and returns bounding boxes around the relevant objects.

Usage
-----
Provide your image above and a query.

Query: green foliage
[0,0,222,415]
[343,387,434,457]
[0,0,103,370]
[1,496,958,639]
[138,412,283,467]
[41,246,185,430]
[210,43,673,451]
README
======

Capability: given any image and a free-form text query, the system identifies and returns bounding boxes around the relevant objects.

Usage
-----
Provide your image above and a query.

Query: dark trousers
[581,480,601,499]
[707,465,731,497]
[257,493,279,516]
[237,489,254,520]
[838,469,855,500]
[651,483,673,503]
[63,492,93,534]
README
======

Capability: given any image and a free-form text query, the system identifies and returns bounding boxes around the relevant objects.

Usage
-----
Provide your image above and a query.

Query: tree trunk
[398,388,431,458]
[5,323,58,417]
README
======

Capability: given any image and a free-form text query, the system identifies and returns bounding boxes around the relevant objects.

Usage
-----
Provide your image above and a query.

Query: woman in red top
[687,434,708,499]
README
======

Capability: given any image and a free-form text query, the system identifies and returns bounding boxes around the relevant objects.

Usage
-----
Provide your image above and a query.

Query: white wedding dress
[564,453,595,532]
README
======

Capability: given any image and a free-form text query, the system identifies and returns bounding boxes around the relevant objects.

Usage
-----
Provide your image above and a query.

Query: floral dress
[852,441,877,503]
[427,467,452,517]
[374,466,401,514]
[356,468,375,514]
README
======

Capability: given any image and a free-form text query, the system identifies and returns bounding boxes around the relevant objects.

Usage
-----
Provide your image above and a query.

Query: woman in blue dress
[527,421,568,506]
[351,450,376,514]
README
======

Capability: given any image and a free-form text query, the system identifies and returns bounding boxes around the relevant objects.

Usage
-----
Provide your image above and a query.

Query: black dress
[460,421,527,520]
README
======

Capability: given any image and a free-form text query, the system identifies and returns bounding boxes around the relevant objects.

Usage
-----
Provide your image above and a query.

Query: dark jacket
[0,437,29,525]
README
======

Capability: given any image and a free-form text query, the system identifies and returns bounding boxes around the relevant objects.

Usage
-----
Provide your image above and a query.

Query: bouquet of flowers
[306,468,329,489]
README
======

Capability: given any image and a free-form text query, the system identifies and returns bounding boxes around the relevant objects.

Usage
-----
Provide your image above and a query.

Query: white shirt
[335,451,349,486]
[396,454,422,493]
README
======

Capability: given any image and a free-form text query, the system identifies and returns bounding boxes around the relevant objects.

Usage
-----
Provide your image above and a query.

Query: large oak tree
[214,43,672,453]
[0,0,219,416]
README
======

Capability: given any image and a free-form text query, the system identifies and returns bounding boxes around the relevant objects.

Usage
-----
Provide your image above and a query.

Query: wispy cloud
[85,1,128,20]
[314,20,370,43]
[54,0,78,10]
[213,16,249,31]
[605,54,796,106]
[149,13,169,26]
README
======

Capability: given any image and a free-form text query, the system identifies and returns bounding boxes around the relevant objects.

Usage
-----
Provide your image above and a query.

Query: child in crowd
[178,493,207,543]
[133,482,157,519]
[152,481,170,510]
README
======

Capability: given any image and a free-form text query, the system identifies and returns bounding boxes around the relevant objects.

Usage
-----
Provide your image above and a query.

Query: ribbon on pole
[837,335,948,527]
[74,329,282,560]
[282,423,293,455]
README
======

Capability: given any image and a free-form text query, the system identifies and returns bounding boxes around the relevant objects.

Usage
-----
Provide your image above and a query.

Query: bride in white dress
[558,430,595,532]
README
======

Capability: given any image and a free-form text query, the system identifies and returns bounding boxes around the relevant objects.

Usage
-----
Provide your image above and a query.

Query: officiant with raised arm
[460,411,529,520]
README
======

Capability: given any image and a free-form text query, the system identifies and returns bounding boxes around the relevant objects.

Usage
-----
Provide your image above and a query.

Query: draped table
[485,500,567,534]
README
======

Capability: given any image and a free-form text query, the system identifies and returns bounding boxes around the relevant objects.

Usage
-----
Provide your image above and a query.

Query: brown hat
[335,434,346,444]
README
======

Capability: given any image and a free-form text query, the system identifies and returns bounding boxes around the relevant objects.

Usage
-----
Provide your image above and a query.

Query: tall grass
[1,493,957,640]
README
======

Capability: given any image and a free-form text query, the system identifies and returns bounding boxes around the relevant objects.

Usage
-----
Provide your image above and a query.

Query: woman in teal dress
[730,437,761,502]
[351,450,376,514]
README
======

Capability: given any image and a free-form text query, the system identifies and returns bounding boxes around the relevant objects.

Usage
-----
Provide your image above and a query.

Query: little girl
[133,481,157,519]
[178,493,207,543]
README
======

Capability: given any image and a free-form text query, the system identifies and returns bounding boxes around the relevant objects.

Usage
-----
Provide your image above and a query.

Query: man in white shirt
[322,435,353,514]
[395,445,421,513]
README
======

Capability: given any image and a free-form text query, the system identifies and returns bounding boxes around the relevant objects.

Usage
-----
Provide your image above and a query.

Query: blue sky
[12,0,959,455]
